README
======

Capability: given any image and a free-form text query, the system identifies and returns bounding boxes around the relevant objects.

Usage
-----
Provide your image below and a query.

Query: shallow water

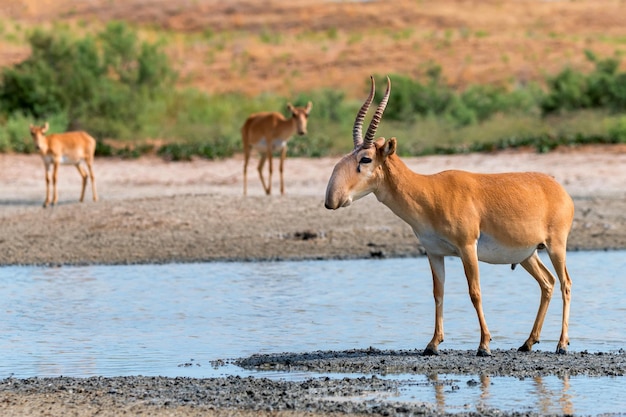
[1,251,625,414]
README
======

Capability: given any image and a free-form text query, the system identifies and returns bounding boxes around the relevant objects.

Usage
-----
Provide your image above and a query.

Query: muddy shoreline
[2,147,626,267]
[1,194,626,267]
[2,349,625,417]
[1,149,626,416]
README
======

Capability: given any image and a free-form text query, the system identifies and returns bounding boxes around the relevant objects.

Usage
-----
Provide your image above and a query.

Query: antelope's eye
[359,156,372,164]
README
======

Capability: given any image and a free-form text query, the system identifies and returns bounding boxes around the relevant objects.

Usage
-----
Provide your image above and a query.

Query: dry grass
[1,0,626,98]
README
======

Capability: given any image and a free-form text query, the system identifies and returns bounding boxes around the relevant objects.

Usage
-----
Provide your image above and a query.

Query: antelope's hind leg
[257,152,271,195]
[76,163,88,202]
[87,160,98,202]
[548,243,572,354]
[518,252,556,352]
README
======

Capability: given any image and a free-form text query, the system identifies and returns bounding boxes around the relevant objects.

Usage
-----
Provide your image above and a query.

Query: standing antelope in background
[242,101,312,195]
[325,76,574,357]
[29,122,98,208]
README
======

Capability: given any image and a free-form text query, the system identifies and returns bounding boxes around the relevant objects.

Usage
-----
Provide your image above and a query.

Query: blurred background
[1,0,625,160]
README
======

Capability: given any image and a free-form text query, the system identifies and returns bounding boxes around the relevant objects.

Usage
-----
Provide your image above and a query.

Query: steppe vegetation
[1,0,626,159]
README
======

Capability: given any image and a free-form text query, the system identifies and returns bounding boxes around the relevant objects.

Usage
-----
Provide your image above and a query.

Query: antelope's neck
[272,115,296,140]
[37,136,51,155]
[374,154,432,230]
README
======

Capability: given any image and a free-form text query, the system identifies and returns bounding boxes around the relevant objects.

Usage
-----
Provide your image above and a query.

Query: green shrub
[0,112,35,152]
[376,69,453,122]
[374,72,539,127]
[608,116,626,143]
[0,21,175,140]
[2,37,625,159]
[541,51,626,114]
[157,139,233,161]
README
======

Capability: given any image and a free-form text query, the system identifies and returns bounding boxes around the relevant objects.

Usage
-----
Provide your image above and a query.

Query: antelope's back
[48,131,97,161]
[241,112,284,143]
[466,170,575,242]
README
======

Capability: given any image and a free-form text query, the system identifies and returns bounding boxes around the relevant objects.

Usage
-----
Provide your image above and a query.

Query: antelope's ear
[287,102,295,113]
[382,137,397,157]
[42,122,49,133]
[305,101,313,113]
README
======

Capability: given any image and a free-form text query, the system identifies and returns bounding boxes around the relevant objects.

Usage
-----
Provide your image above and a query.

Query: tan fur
[29,122,98,208]
[325,79,574,357]
[242,102,312,195]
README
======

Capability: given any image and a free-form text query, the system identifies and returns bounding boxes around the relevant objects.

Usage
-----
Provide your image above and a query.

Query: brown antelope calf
[242,102,312,195]
[325,77,574,356]
[29,122,98,208]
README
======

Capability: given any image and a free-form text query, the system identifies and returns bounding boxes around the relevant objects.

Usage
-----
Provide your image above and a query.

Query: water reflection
[392,373,619,415]
[532,375,573,415]
[1,252,625,379]
[1,252,625,415]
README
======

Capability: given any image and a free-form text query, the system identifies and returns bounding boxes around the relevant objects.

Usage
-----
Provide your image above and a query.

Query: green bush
[374,72,539,128]
[376,69,453,122]
[541,51,626,114]
[608,116,626,143]
[1,37,625,159]
[0,21,175,140]
[0,112,35,152]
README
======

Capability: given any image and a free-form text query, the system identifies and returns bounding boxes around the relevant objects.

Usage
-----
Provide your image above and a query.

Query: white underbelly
[255,138,287,151]
[476,233,536,264]
[417,231,536,264]
[60,155,81,164]
[44,155,82,165]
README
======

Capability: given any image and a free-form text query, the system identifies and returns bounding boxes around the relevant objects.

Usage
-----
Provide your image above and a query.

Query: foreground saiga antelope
[242,101,312,195]
[325,76,574,356]
[29,122,98,208]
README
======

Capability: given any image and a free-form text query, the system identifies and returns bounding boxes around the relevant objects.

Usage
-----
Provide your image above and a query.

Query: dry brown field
[1,0,626,98]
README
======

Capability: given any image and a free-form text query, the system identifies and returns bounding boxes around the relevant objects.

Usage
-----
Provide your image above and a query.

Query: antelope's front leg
[279,146,286,195]
[460,246,492,356]
[51,162,60,206]
[257,152,269,195]
[424,254,445,355]
[266,148,274,195]
[43,164,52,208]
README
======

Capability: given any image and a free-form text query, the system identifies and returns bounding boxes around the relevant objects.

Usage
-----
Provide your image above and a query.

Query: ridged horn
[363,76,391,149]
[353,76,375,149]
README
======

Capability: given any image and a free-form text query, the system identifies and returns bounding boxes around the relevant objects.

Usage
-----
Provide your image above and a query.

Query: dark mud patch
[236,347,626,378]
[2,349,625,416]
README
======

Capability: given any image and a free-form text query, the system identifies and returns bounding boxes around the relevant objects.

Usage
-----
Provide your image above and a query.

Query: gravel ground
[2,349,625,417]
[1,147,625,416]
[236,348,626,378]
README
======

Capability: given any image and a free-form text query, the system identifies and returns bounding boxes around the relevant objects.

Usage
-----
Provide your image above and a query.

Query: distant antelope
[29,122,98,208]
[242,101,313,195]
[325,76,574,356]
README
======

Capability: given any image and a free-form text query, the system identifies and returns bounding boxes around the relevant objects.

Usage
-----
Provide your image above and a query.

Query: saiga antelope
[325,76,574,356]
[242,101,312,195]
[29,122,98,208]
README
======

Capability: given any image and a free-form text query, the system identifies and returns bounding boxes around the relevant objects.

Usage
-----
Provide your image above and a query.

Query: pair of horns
[353,76,391,149]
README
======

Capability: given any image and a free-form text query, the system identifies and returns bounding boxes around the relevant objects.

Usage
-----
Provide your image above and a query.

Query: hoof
[423,347,439,356]
[476,348,492,357]
[518,344,532,352]
[556,346,568,355]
